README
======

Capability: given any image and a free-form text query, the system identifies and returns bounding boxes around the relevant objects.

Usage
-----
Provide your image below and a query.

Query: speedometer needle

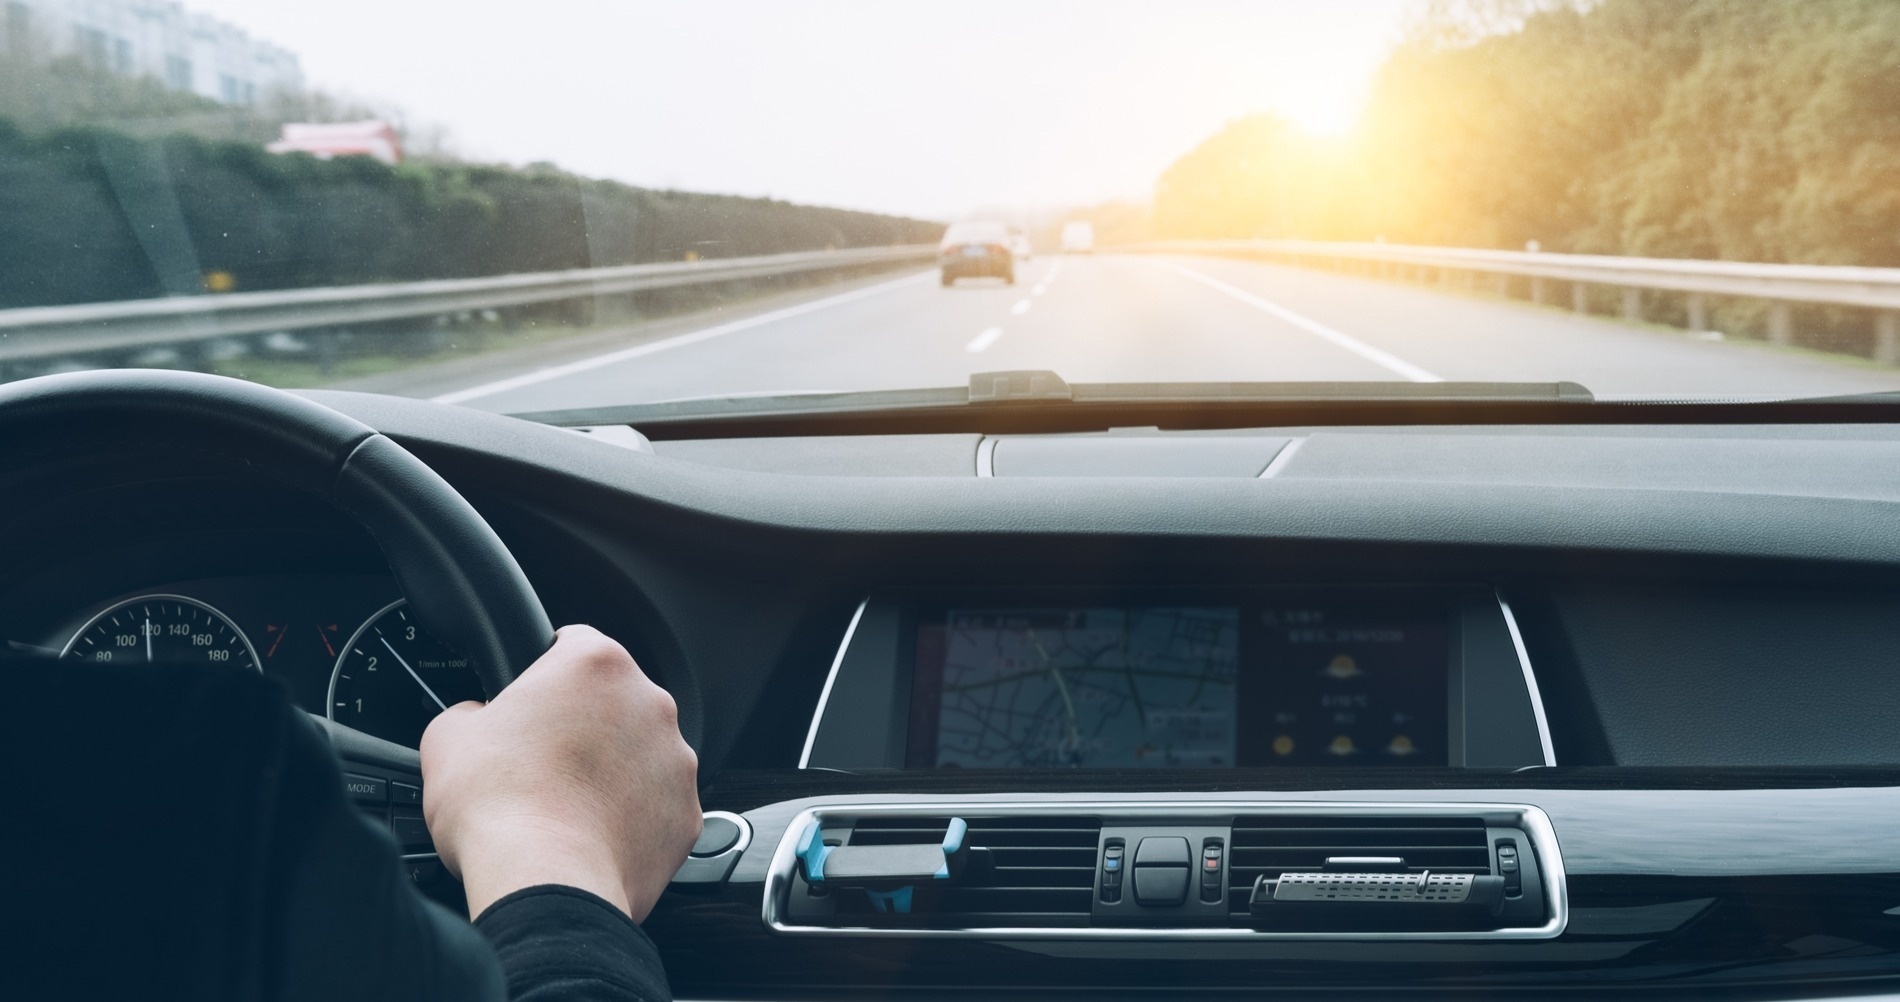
[381,635,448,711]
[145,616,153,663]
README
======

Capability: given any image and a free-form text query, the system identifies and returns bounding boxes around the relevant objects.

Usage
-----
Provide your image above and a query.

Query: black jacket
[1,657,670,1001]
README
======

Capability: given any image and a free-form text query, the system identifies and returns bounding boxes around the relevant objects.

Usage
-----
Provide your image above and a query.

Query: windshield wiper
[512,370,1597,437]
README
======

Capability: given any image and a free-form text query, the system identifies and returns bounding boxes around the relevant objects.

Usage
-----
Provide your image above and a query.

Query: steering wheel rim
[0,369,554,699]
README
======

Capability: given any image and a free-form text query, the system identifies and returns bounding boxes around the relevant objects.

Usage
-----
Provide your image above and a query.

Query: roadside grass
[203,320,595,389]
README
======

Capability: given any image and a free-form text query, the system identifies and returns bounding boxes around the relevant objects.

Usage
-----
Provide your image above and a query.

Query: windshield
[3,0,1897,412]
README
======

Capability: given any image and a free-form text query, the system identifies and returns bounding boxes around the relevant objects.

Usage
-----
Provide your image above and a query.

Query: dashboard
[9,388,1900,998]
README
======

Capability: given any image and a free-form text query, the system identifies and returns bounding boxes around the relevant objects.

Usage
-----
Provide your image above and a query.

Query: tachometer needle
[381,635,448,711]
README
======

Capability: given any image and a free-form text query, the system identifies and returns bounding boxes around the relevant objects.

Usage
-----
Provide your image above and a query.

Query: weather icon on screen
[1329,735,1357,756]
[1324,654,1361,679]
[1273,735,1295,757]
[1387,734,1417,757]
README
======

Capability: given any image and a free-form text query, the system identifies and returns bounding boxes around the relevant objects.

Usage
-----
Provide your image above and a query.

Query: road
[362,254,1900,413]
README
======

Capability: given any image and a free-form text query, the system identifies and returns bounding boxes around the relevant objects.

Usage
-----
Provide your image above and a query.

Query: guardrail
[1135,239,1900,363]
[0,244,937,369]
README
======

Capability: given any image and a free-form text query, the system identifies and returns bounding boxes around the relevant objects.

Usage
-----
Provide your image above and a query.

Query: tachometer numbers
[327,600,481,748]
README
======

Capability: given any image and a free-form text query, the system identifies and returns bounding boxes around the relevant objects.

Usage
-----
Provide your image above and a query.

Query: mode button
[343,774,387,805]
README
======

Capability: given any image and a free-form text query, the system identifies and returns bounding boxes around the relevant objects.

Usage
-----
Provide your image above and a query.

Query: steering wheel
[0,369,555,766]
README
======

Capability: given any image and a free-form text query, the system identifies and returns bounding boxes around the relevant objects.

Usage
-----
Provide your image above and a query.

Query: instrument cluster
[26,573,475,748]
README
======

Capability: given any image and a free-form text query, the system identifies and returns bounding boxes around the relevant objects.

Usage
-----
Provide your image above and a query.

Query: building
[2,0,302,106]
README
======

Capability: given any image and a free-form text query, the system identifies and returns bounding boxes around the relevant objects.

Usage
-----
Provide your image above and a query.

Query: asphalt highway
[376,254,1900,413]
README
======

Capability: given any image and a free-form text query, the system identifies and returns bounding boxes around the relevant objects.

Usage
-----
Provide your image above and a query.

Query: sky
[187,0,1411,220]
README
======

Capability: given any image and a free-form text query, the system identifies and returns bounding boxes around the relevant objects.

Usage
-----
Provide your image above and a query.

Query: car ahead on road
[939,221,1015,286]
[1007,225,1033,263]
[1061,220,1095,253]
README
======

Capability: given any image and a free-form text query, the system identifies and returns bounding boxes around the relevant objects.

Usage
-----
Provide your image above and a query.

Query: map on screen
[933,607,1239,768]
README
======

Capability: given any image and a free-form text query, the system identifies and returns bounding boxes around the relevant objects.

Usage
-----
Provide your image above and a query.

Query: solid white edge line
[1153,260,1442,383]
[431,270,933,405]
[797,598,869,769]
[1010,299,1032,316]
[1496,592,1559,767]
[1257,436,1306,478]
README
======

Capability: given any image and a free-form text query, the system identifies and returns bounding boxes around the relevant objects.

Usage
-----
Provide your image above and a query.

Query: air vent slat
[1231,833,1486,847]
[799,815,1104,929]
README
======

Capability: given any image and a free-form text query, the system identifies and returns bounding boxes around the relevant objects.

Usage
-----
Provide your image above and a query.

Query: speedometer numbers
[327,600,481,748]
[61,595,259,671]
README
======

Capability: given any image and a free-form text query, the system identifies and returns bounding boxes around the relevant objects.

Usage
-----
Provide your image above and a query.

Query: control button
[1100,841,1125,903]
[1497,841,1523,896]
[671,851,743,887]
[390,781,422,806]
[1133,865,1190,906]
[391,811,432,850]
[1134,836,1191,867]
[692,815,744,857]
[1200,842,1224,903]
[403,857,443,885]
[343,774,387,805]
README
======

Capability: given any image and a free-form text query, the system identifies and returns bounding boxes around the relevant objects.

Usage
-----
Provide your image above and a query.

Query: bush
[0,121,942,308]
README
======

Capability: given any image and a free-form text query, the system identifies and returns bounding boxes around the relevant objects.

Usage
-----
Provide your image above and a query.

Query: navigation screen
[918,608,1240,768]
[906,600,1449,768]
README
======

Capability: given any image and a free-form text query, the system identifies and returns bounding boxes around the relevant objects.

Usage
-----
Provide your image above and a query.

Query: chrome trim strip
[762,800,1567,940]
[1495,592,1558,767]
[975,436,997,477]
[1257,436,1306,478]
[796,598,869,769]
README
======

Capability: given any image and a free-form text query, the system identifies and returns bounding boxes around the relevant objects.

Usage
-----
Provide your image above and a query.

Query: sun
[1274,93,1361,138]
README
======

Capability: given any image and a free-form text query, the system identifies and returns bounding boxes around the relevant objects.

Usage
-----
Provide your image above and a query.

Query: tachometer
[327,600,481,747]
[61,594,259,671]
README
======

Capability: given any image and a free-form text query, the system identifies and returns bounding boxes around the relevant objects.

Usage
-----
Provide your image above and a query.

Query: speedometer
[327,600,481,748]
[61,594,259,671]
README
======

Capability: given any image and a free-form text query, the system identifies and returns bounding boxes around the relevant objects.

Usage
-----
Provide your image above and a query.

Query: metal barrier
[1134,239,1900,362]
[0,245,937,368]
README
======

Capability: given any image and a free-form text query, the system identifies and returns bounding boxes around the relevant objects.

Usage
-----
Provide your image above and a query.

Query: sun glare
[1275,94,1361,138]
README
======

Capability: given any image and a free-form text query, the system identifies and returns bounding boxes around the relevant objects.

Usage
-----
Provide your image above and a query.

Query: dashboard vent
[806,815,1102,928]
[1226,815,1491,916]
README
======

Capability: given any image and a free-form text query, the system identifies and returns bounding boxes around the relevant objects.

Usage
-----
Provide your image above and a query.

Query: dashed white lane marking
[966,326,1004,353]
[1010,299,1033,316]
[1153,261,1442,383]
[431,270,934,405]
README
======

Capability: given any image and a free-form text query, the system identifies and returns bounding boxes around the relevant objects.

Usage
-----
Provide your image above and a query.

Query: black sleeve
[270,709,511,1002]
[475,885,674,1002]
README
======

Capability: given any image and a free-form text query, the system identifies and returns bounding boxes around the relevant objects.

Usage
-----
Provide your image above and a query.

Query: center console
[802,586,1553,773]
